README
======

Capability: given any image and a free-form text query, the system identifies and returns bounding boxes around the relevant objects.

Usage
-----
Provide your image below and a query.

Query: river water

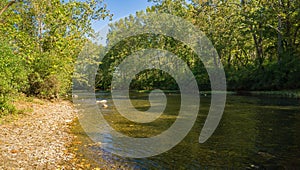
[72,92,300,169]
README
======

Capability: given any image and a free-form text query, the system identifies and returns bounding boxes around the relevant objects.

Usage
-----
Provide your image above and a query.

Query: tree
[0,0,111,114]
[0,0,111,98]
[146,0,300,90]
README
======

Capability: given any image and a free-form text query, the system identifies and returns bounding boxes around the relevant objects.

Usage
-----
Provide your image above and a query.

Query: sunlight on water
[71,92,300,169]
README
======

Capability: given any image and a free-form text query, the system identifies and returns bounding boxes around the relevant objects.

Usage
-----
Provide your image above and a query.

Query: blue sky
[92,0,154,31]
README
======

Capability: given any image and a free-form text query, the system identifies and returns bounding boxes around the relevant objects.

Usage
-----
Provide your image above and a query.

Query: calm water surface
[73,92,300,169]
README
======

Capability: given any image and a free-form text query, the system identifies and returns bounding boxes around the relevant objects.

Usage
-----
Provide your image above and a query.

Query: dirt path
[0,99,77,169]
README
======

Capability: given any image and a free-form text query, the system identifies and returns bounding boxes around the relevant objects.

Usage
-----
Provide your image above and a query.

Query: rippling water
[72,92,300,169]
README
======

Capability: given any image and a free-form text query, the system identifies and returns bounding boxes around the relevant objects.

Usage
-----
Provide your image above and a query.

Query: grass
[0,94,36,125]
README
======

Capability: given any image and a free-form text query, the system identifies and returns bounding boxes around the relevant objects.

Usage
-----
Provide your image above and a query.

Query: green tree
[0,0,111,114]
[0,0,111,97]
[148,0,300,90]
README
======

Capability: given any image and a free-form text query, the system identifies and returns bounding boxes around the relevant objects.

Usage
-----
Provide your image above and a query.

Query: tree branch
[0,0,16,16]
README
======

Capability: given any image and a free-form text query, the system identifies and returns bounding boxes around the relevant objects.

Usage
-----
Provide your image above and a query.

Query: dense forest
[1,0,300,114]
[96,0,300,91]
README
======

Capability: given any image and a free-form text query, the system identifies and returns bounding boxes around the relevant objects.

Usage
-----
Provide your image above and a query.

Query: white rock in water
[72,94,78,98]
[96,100,107,104]
[102,103,108,108]
[96,100,108,108]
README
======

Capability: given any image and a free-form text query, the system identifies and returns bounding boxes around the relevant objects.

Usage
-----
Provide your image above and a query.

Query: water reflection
[72,93,300,169]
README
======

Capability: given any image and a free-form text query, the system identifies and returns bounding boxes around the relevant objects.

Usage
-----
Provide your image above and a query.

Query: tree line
[96,0,300,91]
[1,0,300,114]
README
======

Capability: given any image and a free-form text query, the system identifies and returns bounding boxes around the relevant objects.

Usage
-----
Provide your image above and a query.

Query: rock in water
[96,100,107,104]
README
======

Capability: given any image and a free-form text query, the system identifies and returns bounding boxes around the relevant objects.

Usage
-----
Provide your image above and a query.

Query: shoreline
[95,89,300,98]
[0,99,78,169]
[235,90,300,98]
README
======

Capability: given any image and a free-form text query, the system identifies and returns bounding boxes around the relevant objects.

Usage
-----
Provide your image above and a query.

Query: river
[71,92,300,169]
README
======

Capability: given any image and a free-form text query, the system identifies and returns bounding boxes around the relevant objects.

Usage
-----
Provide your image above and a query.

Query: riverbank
[0,99,77,169]
[0,97,134,169]
[236,89,300,98]
[100,89,300,98]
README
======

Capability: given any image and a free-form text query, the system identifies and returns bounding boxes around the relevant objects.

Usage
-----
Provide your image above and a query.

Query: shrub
[0,41,28,115]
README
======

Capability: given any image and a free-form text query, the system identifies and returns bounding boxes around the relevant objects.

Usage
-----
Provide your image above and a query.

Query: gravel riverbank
[0,99,77,169]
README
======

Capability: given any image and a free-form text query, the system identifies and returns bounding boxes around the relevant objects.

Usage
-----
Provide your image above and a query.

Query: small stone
[65,119,72,123]
[10,149,18,154]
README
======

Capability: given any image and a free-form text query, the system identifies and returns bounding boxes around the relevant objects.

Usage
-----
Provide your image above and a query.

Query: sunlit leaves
[0,0,111,102]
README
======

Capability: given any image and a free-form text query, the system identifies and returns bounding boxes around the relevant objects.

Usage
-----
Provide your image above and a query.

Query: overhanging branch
[0,0,16,16]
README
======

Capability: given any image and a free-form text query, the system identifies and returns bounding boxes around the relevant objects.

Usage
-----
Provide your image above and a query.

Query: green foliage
[0,41,27,115]
[0,0,111,114]
[1,0,300,116]
[143,0,300,91]
[96,26,211,90]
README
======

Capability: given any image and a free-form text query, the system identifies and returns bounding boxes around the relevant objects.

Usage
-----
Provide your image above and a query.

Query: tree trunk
[277,15,283,63]
[250,25,264,67]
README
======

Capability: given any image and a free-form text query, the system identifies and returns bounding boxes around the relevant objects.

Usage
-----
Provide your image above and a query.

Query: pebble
[0,100,77,169]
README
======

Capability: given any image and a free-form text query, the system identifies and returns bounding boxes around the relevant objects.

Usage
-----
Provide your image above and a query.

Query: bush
[0,41,28,115]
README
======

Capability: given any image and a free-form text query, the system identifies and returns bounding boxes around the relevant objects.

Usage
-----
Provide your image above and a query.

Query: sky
[92,0,154,32]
